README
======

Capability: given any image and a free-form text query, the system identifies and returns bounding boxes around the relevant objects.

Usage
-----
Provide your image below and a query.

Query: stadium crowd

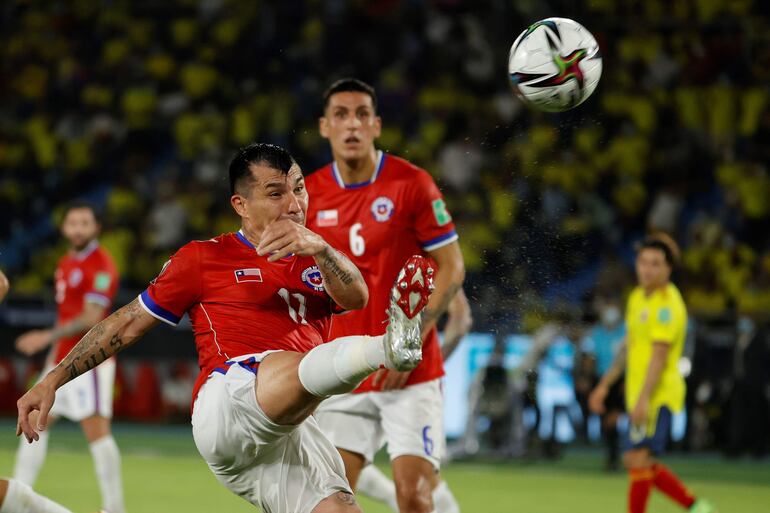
[1,0,769,453]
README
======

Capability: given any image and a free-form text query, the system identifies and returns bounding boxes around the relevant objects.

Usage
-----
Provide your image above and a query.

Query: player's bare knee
[623,449,651,470]
[395,479,433,513]
[312,491,362,513]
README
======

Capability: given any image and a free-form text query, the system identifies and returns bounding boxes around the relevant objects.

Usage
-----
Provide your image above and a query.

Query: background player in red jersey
[16,143,435,513]
[13,202,125,513]
[307,79,466,513]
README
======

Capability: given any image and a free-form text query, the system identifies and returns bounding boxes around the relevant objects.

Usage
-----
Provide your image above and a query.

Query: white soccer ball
[508,17,602,112]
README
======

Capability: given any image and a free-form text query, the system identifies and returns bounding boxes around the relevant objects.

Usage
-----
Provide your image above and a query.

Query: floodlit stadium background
[1,1,769,511]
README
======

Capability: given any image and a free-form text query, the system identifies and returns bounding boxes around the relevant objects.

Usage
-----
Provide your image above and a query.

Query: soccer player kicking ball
[589,234,716,513]
[16,143,435,513]
[307,79,465,513]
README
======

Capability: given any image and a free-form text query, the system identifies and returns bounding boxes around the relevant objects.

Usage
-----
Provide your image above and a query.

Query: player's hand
[257,219,326,262]
[588,384,608,414]
[15,330,53,356]
[373,369,412,391]
[16,379,56,443]
[630,398,648,428]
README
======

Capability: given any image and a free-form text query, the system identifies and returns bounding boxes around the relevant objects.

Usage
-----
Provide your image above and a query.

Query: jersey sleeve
[138,243,201,326]
[649,299,678,345]
[409,169,458,252]
[84,260,118,308]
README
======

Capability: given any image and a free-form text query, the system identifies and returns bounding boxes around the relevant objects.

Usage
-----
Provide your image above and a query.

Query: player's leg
[79,360,125,513]
[11,411,53,486]
[81,416,125,513]
[623,407,713,513]
[356,464,398,511]
[258,256,433,426]
[623,447,656,513]
[391,456,439,513]
[0,479,73,513]
[379,379,445,513]
[192,366,359,513]
[313,395,383,490]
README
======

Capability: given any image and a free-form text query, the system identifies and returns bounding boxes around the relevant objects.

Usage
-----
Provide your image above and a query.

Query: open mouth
[344,136,360,144]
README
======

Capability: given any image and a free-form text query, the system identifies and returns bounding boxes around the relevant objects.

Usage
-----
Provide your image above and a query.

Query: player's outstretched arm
[441,288,473,360]
[16,298,159,442]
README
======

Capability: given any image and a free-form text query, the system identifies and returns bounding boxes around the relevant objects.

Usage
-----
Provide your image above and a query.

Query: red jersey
[138,231,336,404]
[306,151,458,392]
[53,241,119,363]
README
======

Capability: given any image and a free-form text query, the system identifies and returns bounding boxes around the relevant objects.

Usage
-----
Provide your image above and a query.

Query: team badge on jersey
[301,266,325,291]
[68,268,83,287]
[371,196,395,222]
[235,268,263,283]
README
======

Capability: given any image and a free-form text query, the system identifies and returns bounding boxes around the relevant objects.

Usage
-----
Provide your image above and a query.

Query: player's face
[635,248,671,290]
[320,92,381,161]
[232,164,308,234]
[61,208,100,251]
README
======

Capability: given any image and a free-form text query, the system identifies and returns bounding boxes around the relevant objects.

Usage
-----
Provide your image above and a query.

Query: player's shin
[433,481,460,513]
[298,335,386,397]
[90,435,126,513]
[12,429,49,486]
[0,479,72,513]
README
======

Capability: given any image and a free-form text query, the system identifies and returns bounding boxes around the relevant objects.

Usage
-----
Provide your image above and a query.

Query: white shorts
[45,358,115,422]
[192,360,351,513]
[314,379,445,469]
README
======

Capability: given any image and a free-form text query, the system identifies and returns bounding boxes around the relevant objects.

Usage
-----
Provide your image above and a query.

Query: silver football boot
[382,255,435,371]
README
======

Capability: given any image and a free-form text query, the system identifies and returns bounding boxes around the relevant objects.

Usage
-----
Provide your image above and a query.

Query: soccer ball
[508,18,602,112]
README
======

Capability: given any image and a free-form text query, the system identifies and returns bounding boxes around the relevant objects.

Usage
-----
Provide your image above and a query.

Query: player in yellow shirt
[589,234,716,513]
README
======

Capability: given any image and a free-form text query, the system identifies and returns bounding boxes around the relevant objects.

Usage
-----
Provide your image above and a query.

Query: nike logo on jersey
[234,268,263,283]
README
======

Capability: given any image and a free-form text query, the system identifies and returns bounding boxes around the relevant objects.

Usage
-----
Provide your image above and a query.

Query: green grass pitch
[1,421,768,512]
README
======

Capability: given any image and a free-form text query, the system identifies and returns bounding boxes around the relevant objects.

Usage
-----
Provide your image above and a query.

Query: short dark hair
[62,200,102,225]
[323,78,378,112]
[228,143,297,195]
[636,233,680,267]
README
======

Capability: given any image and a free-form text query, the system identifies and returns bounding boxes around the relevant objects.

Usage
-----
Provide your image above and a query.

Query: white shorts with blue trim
[314,378,445,469]
[44,358,115,422]
[192,358,351,513]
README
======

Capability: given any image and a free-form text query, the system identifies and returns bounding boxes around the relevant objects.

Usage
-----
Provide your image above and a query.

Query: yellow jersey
[625,282,687,415]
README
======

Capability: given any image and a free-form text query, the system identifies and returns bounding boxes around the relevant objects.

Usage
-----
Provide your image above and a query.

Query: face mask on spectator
[601,306,621,327]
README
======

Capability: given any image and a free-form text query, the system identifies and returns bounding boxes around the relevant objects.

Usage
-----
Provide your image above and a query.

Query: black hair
[62,200,102,225]
[228,143,297,195]
[636,233,680,267]
[323,78,378,112]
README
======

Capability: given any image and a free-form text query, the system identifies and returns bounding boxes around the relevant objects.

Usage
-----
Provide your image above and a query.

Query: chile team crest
[371,196,395,222]
[302,266,325,291]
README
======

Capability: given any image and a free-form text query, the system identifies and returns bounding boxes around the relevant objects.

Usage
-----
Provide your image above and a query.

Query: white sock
[356,465,399,512]
[433,481,460,513]
[89,435,126,513]
[12,429,49,486]
[0,479,72,513]
[298,335,386,397]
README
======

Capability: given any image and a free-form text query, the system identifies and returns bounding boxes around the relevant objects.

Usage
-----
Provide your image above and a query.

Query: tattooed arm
[313,244,368,311]
[17,298,159,442]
